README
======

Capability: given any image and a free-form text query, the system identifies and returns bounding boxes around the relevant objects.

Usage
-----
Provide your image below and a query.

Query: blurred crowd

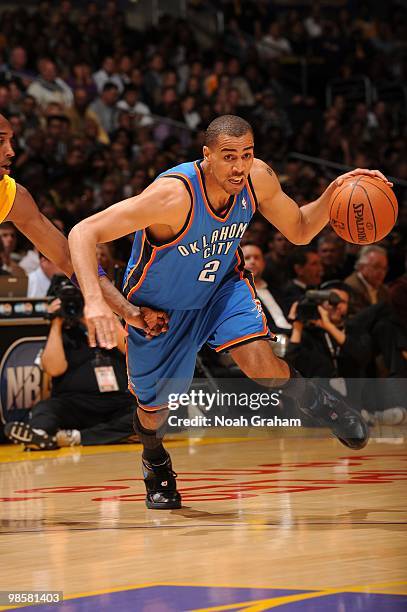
[0,0,406,434]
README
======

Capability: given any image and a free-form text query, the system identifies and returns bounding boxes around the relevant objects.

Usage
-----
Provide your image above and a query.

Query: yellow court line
[0,436,258,463]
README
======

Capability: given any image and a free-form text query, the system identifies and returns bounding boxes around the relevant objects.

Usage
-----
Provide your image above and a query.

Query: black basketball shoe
[142,453,182,510]
[4,422,59,450]
[298,384,369,450]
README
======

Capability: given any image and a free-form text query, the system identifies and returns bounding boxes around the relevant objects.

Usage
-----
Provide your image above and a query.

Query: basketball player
[69,115,390,509]
[0,113,167,340]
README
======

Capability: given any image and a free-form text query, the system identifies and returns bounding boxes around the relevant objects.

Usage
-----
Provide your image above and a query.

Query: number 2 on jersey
[198,260,221,283]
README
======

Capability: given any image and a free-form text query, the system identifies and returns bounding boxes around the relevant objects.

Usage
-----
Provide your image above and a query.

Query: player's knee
[136,405,169,431]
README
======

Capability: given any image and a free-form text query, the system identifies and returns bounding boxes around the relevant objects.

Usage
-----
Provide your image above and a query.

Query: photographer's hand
[47,298,62,317]
[42,301,68,376]
[288,302,303,344]
[315,306,346,345]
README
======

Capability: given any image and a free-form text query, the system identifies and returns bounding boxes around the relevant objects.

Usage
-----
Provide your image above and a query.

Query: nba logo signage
[0,337,49,424]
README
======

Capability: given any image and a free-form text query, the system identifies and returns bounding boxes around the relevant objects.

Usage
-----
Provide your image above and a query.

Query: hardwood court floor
[0,427,406,611]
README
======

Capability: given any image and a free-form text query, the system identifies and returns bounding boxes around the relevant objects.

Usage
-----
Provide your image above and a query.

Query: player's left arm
[251,160,392,245]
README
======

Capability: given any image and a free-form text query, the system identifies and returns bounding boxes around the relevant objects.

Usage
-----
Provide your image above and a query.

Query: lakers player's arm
[8,183,73,276]
[69,178,189,347]
[8,184,143,326]
[251,159,391,245]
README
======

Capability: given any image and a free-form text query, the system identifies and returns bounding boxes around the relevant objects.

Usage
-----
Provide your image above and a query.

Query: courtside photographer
[285,281,371,401]
[5,278,135,449]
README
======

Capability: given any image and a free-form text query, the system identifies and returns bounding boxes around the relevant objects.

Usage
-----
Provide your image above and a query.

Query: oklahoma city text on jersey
[177,222,248,259]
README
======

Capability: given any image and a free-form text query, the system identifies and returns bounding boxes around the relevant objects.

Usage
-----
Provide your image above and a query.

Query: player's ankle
[142,444,167,465]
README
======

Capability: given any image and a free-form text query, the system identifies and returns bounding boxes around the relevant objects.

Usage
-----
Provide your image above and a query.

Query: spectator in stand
[1,46,34,88]
[0,236,10,276]
[27,59,73,109]
[281,247,323,315]
[96,243,125,288]
[89,83,119,135]
[66,62,97,100]
[345,245,389,313]
[257,21,292,61]
[27,254,63,298]
[65,87,109,144]
[264,231,292,301]
[181,96,201,130]
[116,85,153,127]
[93,56,123,94]
[0,222,26,277]
[226,57,255,108]
[318,234,346,282]
[242,243,292,333]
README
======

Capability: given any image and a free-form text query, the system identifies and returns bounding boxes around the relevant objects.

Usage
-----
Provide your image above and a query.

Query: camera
[296,290,342,323]
[48,277,84,325]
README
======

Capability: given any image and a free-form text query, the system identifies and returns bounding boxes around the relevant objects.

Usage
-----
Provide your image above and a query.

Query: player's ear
[203,145,210,161]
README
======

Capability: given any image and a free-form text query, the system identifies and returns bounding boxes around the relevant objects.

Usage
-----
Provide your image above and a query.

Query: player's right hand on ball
[84,301,118,349]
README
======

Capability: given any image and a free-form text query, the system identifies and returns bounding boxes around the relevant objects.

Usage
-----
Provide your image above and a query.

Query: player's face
[0,118,15,178]
[204,133,254,195]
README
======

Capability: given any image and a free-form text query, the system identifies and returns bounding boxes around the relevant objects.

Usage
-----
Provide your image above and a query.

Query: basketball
[329,176,398,244]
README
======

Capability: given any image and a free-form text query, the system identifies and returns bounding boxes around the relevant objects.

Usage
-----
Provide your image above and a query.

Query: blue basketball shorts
[126,274,271,409]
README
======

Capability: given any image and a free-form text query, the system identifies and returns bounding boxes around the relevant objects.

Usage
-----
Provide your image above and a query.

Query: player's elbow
[289,232,312,246]
[69,219,97,247]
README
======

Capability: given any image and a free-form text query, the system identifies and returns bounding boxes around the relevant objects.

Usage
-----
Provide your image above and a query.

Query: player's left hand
[124,304,169,339]
[333,168,393,188]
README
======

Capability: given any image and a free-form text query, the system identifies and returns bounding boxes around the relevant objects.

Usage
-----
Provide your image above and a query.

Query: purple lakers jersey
[123,160,258,310]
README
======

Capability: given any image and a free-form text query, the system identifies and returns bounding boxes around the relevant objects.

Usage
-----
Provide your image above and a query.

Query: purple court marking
[282,592,407,611]
[9,586,407,611]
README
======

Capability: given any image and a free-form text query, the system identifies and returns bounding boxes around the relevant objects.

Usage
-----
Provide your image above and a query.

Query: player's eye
[224,155,233,161]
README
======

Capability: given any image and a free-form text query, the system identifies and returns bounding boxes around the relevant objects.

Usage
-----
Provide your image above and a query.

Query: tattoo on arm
[266,166,273,177]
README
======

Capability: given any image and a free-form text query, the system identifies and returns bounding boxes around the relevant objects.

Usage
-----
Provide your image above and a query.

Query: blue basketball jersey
[123,160,258,310]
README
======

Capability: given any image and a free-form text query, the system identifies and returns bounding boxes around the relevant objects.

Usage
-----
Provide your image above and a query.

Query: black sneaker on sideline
[4,422,58,450]
[299,384,369,450]
[142,453,182,510]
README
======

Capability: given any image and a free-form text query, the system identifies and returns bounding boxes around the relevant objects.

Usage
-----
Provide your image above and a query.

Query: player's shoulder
[249,158,279,200]
[143,174,191,223]
[250,157,275,178]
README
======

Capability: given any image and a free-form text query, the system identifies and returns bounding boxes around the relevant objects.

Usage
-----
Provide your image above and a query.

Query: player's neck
[201,160,231,210]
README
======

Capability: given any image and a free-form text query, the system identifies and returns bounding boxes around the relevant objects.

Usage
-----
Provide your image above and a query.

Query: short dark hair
[204,114,253,147]
[102,82,119,93]
[320,280,352,294]
[288,246,317,275]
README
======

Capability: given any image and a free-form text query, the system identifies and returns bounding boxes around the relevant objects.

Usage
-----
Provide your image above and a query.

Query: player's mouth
[0,162,11,175]
[228,176,245,186]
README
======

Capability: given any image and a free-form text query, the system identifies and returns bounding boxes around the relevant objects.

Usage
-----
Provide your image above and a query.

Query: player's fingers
[86,320,97,348]
[104,316,118,349]
[370,169,393,186]
[93,317,116,349]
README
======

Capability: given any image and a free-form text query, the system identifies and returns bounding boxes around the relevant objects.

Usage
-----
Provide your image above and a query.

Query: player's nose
[6,143,15,158]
